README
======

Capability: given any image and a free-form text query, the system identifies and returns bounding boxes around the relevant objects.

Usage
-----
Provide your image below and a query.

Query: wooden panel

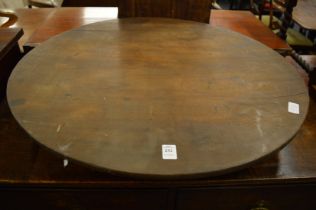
[0,189,168,210]
[118,0,211,23]
[62,0,117,6]
[176,184,316,210]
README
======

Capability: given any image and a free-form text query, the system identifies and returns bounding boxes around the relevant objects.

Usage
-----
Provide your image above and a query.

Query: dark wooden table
[2,10,316,210]
[7,18,308,179]
[9,8,291,52]
[0,28,23,100]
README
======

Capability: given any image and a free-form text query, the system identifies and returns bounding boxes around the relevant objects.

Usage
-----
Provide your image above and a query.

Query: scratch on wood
[150,105,153,119]
[56,124,62,133]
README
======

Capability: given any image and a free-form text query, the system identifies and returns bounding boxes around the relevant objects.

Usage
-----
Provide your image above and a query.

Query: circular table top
[7,18,309,179]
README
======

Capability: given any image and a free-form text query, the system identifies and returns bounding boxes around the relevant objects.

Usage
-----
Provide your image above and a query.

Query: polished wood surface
[293,0,316,30]
[2,89,316,182]
[210,10,290,51]
[0,28,23,58]
[1,71,316,179]
[12,7,118,46]
[7,18,308,178]
[9,8,290,52]
[118,0,211,23]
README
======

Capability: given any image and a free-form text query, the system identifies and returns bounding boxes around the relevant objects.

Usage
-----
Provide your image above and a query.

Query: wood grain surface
[210,10,290,51]
[10,8,290,51]
[7,18,309,178]
[0,28,23,59]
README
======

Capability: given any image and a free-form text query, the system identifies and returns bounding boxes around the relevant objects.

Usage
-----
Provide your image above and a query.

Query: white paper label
[63,159,69,167]
[162,145,177,160]
[288,102,300,114]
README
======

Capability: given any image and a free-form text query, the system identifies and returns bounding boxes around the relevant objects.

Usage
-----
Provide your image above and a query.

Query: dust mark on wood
[58,142,73,152]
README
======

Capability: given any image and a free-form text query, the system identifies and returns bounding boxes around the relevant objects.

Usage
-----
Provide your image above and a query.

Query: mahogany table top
[210,10,290,51]
[10,8,290,51]
[12,7,118,46]
[7,18,308,179]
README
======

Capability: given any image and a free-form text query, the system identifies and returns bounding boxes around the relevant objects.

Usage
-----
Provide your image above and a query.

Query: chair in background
[291,52,316,87]
[250,0,271,25]
[275,0,314,52]
[251,0,314,52]
[118,0,212,24]
[0,9,18,27]
[250,0,287,29]
[27,0,62,8]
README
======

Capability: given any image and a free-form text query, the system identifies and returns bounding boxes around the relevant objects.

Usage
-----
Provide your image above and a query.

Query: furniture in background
[28,0,61,8]
[0,28,23,100]
[292,0,316,32]
[291,52,316,87]
[210,10,290,53]
[0,9,18,27]
[13,7,118,48]
[250,0,314,52]
[300,55,316,72]
[8,8,290,52]
[249,0,273,25]
[292,0,316,49]
[62,0,116,6]
[0,0,61,9]
[118,0,212,23]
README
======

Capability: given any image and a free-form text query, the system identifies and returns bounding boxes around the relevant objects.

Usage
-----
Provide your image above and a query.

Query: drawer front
[0,188,168,210]
[176,184,316,210]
